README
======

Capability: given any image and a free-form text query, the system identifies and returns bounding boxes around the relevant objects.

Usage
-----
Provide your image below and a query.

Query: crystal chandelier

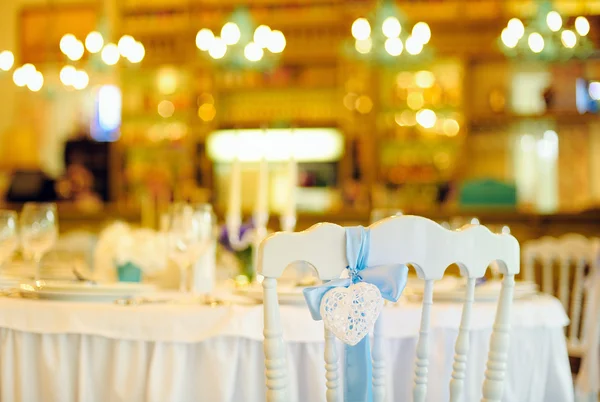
[58,28,145,90]
[346,0,432,65]
[195,7,285,70]
[500,1,594,61]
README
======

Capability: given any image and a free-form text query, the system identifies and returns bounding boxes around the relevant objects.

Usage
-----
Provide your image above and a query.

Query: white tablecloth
[0,293,573,402]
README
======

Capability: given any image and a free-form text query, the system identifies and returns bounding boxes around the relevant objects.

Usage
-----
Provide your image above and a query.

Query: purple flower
[219,220,254,252]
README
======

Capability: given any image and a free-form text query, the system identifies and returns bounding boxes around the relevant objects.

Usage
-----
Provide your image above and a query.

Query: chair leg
[324,328,340,402]
[263,278,287,402]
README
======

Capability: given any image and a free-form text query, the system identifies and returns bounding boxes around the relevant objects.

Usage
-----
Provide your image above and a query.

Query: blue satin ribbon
[302,226,408,402]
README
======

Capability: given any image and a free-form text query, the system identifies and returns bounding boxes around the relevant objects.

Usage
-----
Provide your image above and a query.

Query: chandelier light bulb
[20,64,36,79]
[244,42,264,62]
[27,70,43,92]
[73,69,89,90]
[85,31,104,53]
[101,43,120,65]
[67,40,84,61]
[127,41,145,63]
[12,67,26,87]
[221,22,241,45]
[507,18,525,39]
[60,65,76,86]
[384,37,403,56]
[382,16,401,38]
[59,34,77,55]
[254,25,272,48]
[528,32,545,53]
[208,37,227,59]
[118,35,136,57]
[355,38,372,54]
[546,11,562,32]
[412,22,431,44]
[267,30,286,53]
[561,29,577,48]
[196,29,215,51]
[352,18,371,41]
[575,16,590,36]
[501,28,519,48]
[405,36,423,55]
[0,50,14,71]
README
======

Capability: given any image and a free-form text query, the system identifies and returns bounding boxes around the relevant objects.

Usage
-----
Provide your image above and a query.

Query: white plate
[19,281,156,303]
[34,281,155,294]
[235,285,308,305]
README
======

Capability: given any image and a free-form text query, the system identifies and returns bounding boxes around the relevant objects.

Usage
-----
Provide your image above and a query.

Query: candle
[255,156,269,221]
[285,155,297,219]
[254,128,269,224]
[227,156,242,227]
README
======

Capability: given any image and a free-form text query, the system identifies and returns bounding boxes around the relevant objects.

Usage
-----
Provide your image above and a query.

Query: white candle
[285,155,297,218]
[255,156,269,220]
[227,156,241,226]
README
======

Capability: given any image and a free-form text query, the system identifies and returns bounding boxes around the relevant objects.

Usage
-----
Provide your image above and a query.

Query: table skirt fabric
[0,326,573,402]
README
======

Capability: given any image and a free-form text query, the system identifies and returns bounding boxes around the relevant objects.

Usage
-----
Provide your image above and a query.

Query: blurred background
[0,0,599,243]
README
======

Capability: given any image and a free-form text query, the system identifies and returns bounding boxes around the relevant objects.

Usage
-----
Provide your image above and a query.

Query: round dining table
[0,291,573,402]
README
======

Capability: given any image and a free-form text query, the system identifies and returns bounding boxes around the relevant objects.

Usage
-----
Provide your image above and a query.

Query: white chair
[258,215,520,402]
[575,251,600,402]
[523,234,598,357]
[523,235,600,400]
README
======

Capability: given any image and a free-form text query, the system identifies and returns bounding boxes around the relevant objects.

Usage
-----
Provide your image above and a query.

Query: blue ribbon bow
[303,226,408,402]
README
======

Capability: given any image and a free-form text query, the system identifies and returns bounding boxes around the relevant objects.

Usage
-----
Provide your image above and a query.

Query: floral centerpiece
[115,228,168,282]
[94,222,167,283]
[218,220,255,282]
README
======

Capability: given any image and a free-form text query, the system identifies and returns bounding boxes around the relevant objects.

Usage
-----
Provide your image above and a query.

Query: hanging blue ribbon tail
[302,226,408,402]
[345,336,373,402]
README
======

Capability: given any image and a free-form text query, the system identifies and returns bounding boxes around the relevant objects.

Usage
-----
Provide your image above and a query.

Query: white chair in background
[258,215,520,402]
[575,255,600,402]
[523,234,598,357]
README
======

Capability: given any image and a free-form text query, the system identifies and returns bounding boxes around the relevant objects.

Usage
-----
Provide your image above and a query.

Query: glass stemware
[166,203,207,293]
[0,210,18,272]
[20,203,58,281]
[190,204,217,295]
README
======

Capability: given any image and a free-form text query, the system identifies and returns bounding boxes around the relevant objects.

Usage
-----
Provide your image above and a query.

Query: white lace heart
[320,282,384,346]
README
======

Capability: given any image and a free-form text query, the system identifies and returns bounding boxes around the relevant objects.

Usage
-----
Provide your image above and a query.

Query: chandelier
[347,0,432,65]
[500,1,594,61]
[195,7,285,70]
[58,29,145,90]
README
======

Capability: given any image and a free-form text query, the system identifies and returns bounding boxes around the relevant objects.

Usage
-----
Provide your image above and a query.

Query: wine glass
[20,203,58,281]
[0,210,18,272]
[190,204,218,295]
[166,203,206,293]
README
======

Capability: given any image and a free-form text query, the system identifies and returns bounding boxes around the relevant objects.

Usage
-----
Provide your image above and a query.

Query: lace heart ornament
[320,281,384,346]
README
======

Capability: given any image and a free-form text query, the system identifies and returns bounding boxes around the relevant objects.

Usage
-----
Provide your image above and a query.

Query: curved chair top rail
[258,215,520,280]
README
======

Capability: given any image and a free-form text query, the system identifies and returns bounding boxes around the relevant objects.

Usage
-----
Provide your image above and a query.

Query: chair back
[258,215,520,402]
[523,234,600,356]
